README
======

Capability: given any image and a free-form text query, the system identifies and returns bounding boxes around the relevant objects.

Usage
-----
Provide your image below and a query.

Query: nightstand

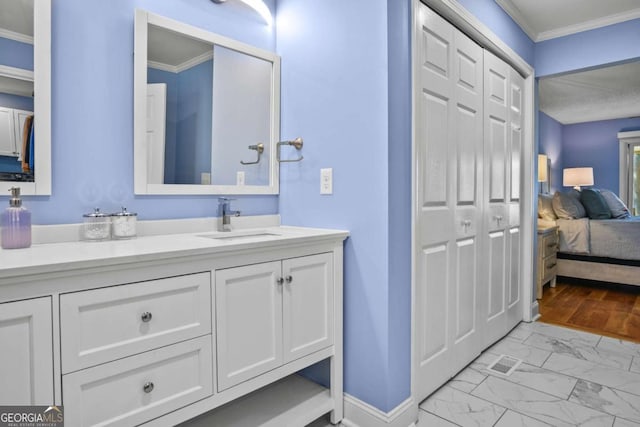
[537,226,559,299]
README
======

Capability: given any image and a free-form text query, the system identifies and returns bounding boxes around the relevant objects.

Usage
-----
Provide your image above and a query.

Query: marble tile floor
[419,321,640,426]
[309,321,640,426]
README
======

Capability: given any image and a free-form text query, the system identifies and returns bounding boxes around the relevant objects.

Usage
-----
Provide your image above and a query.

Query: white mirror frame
[0,0,51,196]
[133,10,281,195]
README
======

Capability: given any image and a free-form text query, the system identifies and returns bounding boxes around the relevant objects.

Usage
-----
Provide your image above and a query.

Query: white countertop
[0,226,349,280]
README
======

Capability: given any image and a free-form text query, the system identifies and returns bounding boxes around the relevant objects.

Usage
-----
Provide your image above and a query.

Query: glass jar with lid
[111,207,137,239]
[82,208,110,241]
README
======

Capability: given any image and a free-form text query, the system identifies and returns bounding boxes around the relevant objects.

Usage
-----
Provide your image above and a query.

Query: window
[619,131,640,216]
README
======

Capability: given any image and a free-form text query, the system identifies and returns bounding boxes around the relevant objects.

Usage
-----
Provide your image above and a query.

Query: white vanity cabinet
[216,253,333,390]
[0,297,54,404]
[0,226,347,427]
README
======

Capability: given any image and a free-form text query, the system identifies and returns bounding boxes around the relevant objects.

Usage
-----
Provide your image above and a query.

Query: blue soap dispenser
[1,187,32,249]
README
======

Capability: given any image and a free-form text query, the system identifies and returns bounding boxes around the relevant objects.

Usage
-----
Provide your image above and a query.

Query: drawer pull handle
[547,263,556,269]
[547,243,556,248]
[276,277,284,286]
[141,312,153,323]
[286,275,293,284]
[143,382,154,393]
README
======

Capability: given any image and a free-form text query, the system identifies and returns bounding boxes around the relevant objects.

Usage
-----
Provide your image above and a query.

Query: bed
[538,189,640,286]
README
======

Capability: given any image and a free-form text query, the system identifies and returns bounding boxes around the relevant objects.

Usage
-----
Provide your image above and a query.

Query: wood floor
[539,280,640,343]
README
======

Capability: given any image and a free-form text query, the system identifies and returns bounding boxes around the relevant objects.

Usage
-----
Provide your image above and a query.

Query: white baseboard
[530,301,541,321]
[341,394,417,427]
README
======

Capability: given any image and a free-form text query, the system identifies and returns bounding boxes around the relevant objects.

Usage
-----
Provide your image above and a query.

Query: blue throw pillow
[580,189,612,219]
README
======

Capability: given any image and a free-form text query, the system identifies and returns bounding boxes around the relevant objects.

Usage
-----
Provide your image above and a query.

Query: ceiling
[495,0,640,124]
[147,25,213,73]
[0,0,33,41]
[539,61,640,124]
[495,0,640,42]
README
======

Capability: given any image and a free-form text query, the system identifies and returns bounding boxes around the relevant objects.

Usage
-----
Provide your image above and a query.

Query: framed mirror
[0,0,51,195]
[134,10,280,195]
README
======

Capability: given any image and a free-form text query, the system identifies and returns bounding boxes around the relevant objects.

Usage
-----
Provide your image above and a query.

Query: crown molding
[148,51,213,74]
[0,27,33,44]
[494,0,537,41]
[496,0,640,42]
[536,8,640,41]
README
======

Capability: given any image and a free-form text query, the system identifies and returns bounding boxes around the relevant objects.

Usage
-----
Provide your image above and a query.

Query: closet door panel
[483,51,511,344]
[508,227,521,307]
[421,92,450,207]
[415,4,457,401]
[506,69,524,327]
[487,231,506,320]
[510,79,523,202]
[455,238,477,340]
[451,30,483,370]
[487,117,507,203]
[415,3,484,400]
[418,244,449,364]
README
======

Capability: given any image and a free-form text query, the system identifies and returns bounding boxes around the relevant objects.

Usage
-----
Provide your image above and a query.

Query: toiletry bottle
[1,187,32,249]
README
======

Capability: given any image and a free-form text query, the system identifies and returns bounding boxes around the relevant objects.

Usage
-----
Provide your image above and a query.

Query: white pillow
[538,193,557,221]
[552,191,586,219]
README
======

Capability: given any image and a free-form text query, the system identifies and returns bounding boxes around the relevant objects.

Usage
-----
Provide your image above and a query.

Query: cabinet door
[0,297,54,404]
[216,261,283,391]
[0,107,17,157]
[282,253,334,363]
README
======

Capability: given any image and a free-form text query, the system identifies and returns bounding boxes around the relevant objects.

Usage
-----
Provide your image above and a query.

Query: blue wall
[562,117,640,194]
[0,93,34,111]
[278,0,534,413]
[176,60,213,185]
[4,0,277,224]
[538,112,563,193]
[457,0,534,65]
[535,18,640,78]
[0,37,33,70]
[277,0,393,410]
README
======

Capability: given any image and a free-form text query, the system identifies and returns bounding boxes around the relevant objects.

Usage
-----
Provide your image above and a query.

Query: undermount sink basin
[197,230,281,241]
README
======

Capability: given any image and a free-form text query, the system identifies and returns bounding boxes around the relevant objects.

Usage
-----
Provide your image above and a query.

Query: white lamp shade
[563,167,594,188]
[538,154,548,182]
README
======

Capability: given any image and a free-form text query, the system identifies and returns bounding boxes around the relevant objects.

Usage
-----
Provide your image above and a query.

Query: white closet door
[507,69,524,328]
[414,4,483,401]
[483,50,523,344]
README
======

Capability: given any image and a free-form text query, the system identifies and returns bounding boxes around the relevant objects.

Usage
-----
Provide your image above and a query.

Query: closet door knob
[285,275,293,284]
[277,277,284,286]
[143,382,154,393]
[141,312,153,322]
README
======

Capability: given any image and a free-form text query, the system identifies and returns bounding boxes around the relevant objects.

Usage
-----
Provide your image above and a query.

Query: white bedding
[556,217,640,261]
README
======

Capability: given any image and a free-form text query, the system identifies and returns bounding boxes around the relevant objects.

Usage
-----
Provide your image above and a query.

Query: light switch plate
[320,168,333,194]
[237,171,245,186]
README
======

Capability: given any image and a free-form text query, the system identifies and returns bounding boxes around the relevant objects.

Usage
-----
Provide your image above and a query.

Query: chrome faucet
[218,198,240,232]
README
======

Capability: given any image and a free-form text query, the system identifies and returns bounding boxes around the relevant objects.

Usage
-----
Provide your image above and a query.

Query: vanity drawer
[63,336,213,427]
[60,272,211,373]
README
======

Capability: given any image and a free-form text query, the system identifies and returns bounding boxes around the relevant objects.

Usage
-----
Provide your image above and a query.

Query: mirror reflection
[137,12,279,194]
[0,0,34,182]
